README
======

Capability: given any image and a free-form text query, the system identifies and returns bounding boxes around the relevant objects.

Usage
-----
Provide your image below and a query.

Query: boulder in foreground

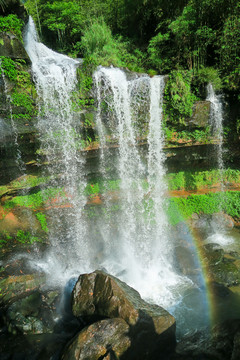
[69,270,176,359]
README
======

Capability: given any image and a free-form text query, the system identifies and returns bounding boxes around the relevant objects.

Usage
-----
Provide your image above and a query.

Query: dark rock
[0,273,46,307]
[62,318,131,360]
[0,32,29,61]
[4,290,59,335]
[72,270,176,359]
[203,243,240,286]
[0,333,75,360]
[171,320,240,359]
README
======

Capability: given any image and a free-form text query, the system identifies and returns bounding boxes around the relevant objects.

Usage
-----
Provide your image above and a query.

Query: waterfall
[207,83,224,177]
[93,67,187,307]
[24,17,89,280]
[206,84,232,246]
[24,18,188,308]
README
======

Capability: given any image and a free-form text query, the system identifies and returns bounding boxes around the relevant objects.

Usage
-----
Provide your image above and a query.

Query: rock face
[66,270,176,360]
[189,101,211,128]
[62,318,131,360]
[0,32,30,60]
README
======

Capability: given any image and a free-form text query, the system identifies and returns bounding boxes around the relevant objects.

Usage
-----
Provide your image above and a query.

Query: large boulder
[62,318,131,360]
[71,270,176,359]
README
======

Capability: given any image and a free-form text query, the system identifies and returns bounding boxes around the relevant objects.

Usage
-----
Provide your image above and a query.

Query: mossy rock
[203,244,240,286]
[0,32,29,60]
[188,101,211,128]
[0,273,46,307]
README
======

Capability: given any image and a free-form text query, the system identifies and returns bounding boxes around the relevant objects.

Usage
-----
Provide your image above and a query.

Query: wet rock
[210,212,235,231]
[4,290,59,335]
[203,243,240,286]
[72,270,176,359]
[188,101,211,128]
[0,333,74,360]
[0,273,46,307]
[62,318,131,360]
[171,320,240,359]
[0,32,29,60]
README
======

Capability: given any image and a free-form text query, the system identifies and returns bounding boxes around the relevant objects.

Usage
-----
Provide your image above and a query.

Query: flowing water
[24,17,88,280]
[24,18,211,335]
[93,67,189,308]
[207,83,224,176]
[206,84,231,246]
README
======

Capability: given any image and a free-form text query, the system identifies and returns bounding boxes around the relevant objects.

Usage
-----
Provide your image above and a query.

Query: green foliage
[147,31,173,72]
[16,230,42,244]
[4,188,66,210]
[218,13,240,91]
[72,58,95,112]
[163,70,198,124]
[0,56,18,80]
[167,169,240,191]
[193,67,222,91]
[36,212,48,233]
[10,175,50,189]
[167,191,240,225]
[0,56,36,120]
[80,19,126,67]
[10,91,35,119]
[164,127,211,144]
[0,239,7,248]
[0,14,24,40]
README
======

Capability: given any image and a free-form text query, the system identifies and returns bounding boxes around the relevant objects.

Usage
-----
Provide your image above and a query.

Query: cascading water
[93,67,189,308]
[207,83,224,176]
[206,84,233,247]
[24,17,89,281]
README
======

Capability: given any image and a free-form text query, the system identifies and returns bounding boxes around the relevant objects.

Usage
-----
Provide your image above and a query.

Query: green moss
[35,212,48,233]
[167,169,240,191]
[3,188,66,210]
[0,57,37,120]
[10,175,50,189]
[167,191,240,225]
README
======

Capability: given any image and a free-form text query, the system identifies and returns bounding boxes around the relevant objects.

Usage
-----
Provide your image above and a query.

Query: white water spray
[207,83,224,175]
[24,19,189,307]
[94,67,188,307]
[24,17,89,280]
